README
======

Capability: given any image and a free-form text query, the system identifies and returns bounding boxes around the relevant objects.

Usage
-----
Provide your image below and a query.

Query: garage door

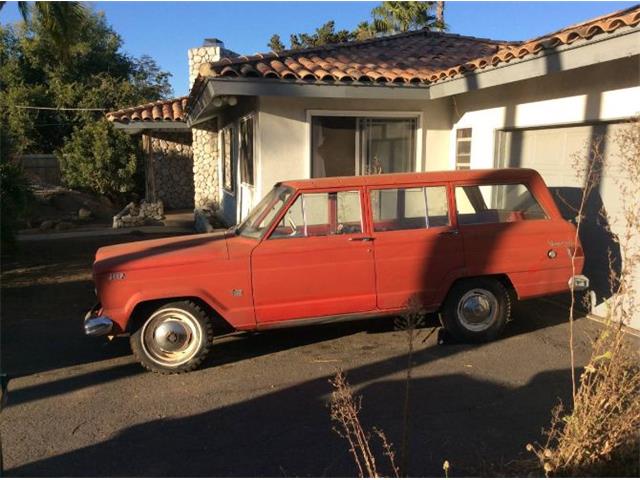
[496,122,639,330]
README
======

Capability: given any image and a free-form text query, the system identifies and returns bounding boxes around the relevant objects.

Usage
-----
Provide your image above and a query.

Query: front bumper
[568,275,590,292]
[84,305,113,336]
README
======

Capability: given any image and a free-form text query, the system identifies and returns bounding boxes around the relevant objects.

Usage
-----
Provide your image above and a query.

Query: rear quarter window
[455,183,547,225]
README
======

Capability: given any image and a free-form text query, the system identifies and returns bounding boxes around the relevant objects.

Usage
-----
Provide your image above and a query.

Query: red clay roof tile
[106,97,189,124]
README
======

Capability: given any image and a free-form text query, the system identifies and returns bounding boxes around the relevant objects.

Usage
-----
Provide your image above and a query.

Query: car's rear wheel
[130,301,213,374]
[441,278,511,343]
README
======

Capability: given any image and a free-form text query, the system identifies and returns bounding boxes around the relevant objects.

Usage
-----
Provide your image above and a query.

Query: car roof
[281,168,542,190]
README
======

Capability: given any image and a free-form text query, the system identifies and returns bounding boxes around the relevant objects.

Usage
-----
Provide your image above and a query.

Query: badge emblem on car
[231,289,243,297]
[108,272,126,281]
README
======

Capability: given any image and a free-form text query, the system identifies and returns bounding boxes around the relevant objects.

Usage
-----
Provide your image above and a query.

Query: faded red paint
[92,169,584,334]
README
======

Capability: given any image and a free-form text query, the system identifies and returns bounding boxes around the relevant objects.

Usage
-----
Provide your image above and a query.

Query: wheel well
[128,297,234,335]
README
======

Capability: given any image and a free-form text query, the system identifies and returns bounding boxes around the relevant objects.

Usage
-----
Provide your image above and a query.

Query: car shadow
[5,358,579,477]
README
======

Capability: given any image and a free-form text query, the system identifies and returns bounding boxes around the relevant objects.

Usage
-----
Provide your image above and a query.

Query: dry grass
[329,298,437,478]
[329,369,399,478]
[528,119,640,477]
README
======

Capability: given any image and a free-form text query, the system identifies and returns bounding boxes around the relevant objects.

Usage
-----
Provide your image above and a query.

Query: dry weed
[529,119,640,477]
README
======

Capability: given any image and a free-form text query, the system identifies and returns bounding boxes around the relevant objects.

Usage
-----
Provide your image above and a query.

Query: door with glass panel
[251,189,377,325]
[368,184,464,310]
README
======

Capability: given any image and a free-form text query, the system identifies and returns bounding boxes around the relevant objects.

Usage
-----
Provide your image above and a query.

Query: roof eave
[113,121,190,134]
[430,26,640,99]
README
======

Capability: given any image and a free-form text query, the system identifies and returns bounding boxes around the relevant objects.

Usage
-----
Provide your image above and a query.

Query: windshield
[236,185,294,239]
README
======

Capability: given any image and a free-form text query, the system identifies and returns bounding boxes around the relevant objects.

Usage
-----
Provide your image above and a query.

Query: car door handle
[349,236,375,242]
[438,229,459,236]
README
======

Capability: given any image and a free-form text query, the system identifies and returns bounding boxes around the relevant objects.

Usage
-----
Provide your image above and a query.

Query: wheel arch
[127,297,234,335]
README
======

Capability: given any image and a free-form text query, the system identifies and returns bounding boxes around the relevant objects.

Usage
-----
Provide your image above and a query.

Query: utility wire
[10,105,108,111]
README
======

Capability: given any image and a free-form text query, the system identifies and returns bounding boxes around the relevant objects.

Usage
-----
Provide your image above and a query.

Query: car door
[368,183,465,310]
[251,188,377,326]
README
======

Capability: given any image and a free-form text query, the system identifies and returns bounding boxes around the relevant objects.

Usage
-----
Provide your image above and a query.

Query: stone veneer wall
[144,132,195,210]
[192,120,219,209]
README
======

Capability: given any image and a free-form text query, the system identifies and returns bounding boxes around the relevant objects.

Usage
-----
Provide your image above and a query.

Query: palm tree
[371,1,443,34]
[0,1,88,60]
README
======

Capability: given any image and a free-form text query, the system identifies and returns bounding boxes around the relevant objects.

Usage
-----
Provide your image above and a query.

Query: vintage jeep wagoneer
[85,169,588,373]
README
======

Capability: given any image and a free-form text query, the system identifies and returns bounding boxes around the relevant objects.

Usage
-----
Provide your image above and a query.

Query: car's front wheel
[441,278,511,343]
[130,300,213,374]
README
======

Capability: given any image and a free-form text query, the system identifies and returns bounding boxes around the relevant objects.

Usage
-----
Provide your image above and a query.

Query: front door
[251,189,377,325]
[368,184,464,310]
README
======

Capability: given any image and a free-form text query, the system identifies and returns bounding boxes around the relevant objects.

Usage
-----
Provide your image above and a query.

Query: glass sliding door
[311,116,357,178]
[311,115,417,178]
[357,118,416,175]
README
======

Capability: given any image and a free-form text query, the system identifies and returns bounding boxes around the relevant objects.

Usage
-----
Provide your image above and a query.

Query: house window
[311,115,417,178]
[455,128,472,170]
[239,116,254,186]
[222,125,235,192]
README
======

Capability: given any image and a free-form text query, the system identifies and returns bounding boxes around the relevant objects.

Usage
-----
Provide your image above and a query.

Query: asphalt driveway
[0,233,597,477]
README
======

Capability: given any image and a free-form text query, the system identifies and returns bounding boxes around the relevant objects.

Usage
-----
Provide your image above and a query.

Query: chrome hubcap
[154,320,190,352]
[457,289,498,332]
[141,308,202,367]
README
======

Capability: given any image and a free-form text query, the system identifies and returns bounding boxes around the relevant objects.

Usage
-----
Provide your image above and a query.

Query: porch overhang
[187,78,430,125]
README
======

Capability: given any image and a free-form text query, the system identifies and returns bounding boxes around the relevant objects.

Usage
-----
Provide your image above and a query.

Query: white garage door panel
[499,122,639,331]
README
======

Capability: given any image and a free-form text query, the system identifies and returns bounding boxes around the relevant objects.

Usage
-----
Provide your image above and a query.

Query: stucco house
[107,5,640,328]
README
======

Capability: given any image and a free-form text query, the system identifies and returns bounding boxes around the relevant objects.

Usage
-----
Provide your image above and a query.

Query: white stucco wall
[256,95,452,200]
[449,57,640,170]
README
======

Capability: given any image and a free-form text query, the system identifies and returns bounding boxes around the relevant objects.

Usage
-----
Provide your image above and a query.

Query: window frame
[452,181,550,226]
[455,128,472,170]
[367,183,453,233]
[220,124,236,194]
[264,187,369,241]
[305,110,423,179]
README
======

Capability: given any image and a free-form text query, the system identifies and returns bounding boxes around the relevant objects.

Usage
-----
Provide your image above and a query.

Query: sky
[1,1,636,96]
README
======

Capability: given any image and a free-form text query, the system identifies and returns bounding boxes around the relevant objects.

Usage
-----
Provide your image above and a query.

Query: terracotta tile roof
[106,97,189,124]
[110,5,639,125]
[197,32,509,85]
[196,5,640,86]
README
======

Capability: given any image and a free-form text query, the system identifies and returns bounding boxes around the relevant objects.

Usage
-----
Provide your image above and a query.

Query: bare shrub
[329,369,399,478]
[329,298,439,478]
[529,119,640,476]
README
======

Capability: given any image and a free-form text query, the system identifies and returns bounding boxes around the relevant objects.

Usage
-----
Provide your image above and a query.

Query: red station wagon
[85,169,588,373]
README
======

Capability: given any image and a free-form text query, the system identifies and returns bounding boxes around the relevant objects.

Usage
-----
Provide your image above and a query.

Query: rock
[55,221,73,231]
[39,220,55,231]
[78,207,92,220]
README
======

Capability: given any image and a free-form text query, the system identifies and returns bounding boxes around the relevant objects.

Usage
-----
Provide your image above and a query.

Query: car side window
[370,186,450,232]
[455,183,547,225]
[270,191,363,239]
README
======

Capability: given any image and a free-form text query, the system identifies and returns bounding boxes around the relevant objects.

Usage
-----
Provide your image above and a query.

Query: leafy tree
[0,129,32,250]
[0,8,171,156]
[57,120,141,198]
[372,1,441,33]
[289,21,352,50]
[266,1,447,51]
[268,34,285,53]
[0,1,88,62]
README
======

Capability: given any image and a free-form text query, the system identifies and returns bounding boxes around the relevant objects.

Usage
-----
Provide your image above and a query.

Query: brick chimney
[188,38,236,88]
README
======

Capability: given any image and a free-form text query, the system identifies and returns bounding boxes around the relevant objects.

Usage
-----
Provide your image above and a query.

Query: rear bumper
[84,304,113,336]
[568,275,590,292]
